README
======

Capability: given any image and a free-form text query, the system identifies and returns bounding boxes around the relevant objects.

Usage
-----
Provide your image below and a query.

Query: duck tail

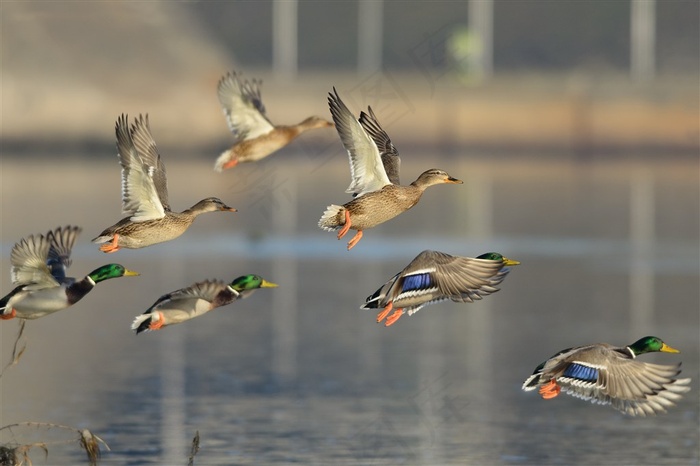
[521,373,542,391]
[1,285,24,317]
[318,205,344,231]
[360,288,383,310]
[90,234,111,244]
[214,149,234,172]
[131,314,154,334]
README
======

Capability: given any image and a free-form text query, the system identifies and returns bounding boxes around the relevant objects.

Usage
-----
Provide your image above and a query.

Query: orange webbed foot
[148,311,165,331]
[376,302,393,323]
[337,209,351,240]
[347,230,363,250]
[99,234,120,253]
[222,159,239,170]
[384,308,405,327]
[0,309,17,320]
[538,379,561,399]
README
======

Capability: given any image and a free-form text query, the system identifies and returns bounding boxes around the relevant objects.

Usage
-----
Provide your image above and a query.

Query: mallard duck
[131,274,278,334]
[522,336,691,416]
[92,114,237,252]
[361,251,520,326]
[214,71,333,171]
[318,88,462,250]
[1,226,139,320]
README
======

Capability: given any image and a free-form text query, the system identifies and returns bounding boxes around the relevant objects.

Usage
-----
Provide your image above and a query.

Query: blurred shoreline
[3,71,698,157]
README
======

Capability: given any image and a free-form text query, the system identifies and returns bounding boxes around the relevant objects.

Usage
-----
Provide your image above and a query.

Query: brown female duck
[318,88,462,250]
[93,114,237,253]
[214,71,333,171]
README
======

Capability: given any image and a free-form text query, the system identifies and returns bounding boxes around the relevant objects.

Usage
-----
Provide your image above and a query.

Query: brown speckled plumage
[319,169,462,232]
[319,89,462,250]
[214,71,333,171]
[93,114,237,253]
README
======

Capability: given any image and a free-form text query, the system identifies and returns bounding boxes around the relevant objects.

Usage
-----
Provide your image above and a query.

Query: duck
[92,114,237,253]
[522,336,691,416]
[362,251,520,326]
[214,71,333,171]
[1,226,139,320]
[318,88,463,250]
[131,274,278,334]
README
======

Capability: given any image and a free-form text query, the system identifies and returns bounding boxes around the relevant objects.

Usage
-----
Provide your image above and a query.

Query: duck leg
[538,379,561,399]
[384,308,405,327]
[376,302,393,323]
[347,231,363,250]
[148,311,165,331]
[337,209,351,239]
[99,234,121,253]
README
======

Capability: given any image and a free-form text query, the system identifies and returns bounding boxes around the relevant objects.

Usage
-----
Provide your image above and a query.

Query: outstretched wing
[433,253,511,302]
[145,279,235,313]
[328,88,391,197]
[556,354,691,416]
[46,225,82,283]
[217,71,275,142]
[10,232,58,289]
[115,114,167,221]
[130,114,170,210]
[359,106,400,185]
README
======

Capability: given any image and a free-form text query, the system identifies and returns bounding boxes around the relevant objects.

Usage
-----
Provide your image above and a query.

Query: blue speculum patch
[563,363,599,382]
[402,273,433,292]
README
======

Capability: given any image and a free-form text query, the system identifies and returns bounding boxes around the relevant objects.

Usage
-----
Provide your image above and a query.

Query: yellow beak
[261,280,279,288]
[124,269,140,277]
[503,257,521,266]
[661,343,680,353]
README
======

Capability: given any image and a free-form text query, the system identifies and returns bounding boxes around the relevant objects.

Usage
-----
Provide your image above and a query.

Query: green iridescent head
[628,336,680,356]
[476,252,520,266]
[230,274,278,292]
[88,264,140,283]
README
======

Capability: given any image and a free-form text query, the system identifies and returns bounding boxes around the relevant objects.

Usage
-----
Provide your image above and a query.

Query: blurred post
[271,176,298,386]
[273,0,298,79]
[629,169,655,338]
[464,172,493,395]
[358,0,383,74]
[467,0,493,79]
[631,0,656,82]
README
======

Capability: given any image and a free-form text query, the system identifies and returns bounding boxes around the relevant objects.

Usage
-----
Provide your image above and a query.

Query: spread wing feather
[46,225,81,283]
[358,106,400,185]
[10,233,57,289]
[145,280,236,313]
[217,71,275,142]
[328,88,391,197]
[115,114,166,222]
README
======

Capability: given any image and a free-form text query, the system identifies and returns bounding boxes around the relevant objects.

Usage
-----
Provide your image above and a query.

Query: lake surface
[1,153,698,465]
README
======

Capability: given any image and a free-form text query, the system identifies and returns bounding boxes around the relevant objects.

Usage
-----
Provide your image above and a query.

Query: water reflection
[0,155,698,464]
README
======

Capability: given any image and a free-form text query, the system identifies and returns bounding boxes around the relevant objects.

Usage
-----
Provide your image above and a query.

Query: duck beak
[503,257,521,266]
[124,269,140,277]
[260,280,279,288]
[222,205,238,212]
[660,343,680,353]
[445,177,463,184]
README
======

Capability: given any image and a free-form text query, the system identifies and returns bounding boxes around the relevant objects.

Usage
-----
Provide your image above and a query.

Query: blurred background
[1,1,698,465]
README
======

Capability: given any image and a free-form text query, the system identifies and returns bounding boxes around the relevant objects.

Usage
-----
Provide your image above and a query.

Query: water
[1,153,698,465]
